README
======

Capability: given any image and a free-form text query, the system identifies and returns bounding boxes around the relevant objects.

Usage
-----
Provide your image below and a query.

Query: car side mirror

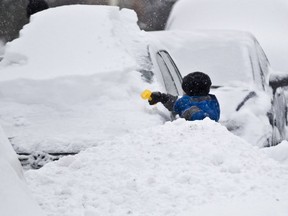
[269,71,288,93]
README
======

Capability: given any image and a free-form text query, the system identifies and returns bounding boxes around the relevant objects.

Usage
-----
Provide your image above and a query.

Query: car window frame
[156,50,183,96]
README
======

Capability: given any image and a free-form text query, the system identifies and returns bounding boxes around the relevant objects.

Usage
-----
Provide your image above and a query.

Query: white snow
[166,0,288,73]
[149,30,256,87]
[261,140,288,165]
[25,119,288,216]
[0,6,140,80]
[0,125,46,216]
[0,4,288,216]
[0,5,168,153]
[148,30,273,147]
[0,125,23,178]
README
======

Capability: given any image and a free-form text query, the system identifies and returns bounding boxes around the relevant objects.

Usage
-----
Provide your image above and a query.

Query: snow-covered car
[166,0,288,72]
[0,5,158,168]
[148,30,288,147]
[0,125,45,216]
[166,0,288,73]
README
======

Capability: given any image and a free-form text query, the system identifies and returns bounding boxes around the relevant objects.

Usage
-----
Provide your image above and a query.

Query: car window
[156,50,183,95]
[255,40,270,89]
[244,37,270,90]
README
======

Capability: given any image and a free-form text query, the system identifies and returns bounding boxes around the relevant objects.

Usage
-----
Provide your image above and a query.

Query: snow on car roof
[0,5,146,81]
[0,5,166,153]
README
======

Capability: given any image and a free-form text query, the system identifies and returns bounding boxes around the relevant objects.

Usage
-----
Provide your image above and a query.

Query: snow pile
[0,125,23,177]
[0,5,145,80]
[0,125,46,216]
[0,69,165,154]
[261,140,288,165]
[166,0,288,72]
[25,119,288,216]
[0,5,166,153]
[1,4,287,216]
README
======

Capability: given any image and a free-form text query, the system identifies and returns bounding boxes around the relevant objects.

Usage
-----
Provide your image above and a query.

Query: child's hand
[149,92,163,105]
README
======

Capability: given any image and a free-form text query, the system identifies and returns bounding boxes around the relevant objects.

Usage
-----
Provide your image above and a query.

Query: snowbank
[166,0,288,72]
[25,119,288,216]
[0,160,46,216]
[0,125,23,178]
[2,5,287,216]
[0,5,167,153]
[0,70,166,154]
[0,125,45,216]
[261,140,288,165]
[0,5,144,80]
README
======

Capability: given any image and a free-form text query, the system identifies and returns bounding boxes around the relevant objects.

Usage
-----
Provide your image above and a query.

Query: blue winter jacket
[163,94,220,122]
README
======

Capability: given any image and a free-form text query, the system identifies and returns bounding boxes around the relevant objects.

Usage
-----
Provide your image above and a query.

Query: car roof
[167,0,288,32]
[166,0,288,72]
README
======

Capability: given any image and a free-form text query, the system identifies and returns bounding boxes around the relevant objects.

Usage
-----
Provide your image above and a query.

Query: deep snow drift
[25,119,288,216]
[0,4,288,216]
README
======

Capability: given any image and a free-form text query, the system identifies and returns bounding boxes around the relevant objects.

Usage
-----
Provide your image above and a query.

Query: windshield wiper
[211,85,222,89]
[236,91,257,111]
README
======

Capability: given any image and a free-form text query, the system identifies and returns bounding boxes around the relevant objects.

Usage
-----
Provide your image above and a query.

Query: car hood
[211,85,272,147]
[211,86,255,121]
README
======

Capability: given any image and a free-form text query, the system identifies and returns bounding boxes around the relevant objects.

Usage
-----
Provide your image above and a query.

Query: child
[148,71,220,122]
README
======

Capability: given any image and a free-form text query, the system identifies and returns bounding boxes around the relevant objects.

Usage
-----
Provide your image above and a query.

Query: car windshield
[171,41,254,87]
[152,31,255,87]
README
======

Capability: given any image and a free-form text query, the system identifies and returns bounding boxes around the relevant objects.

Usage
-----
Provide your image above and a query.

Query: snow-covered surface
[0,5,140,80]
[0,4,288,216]
[166,0,288,73]
[25,119,288,216]
[261,140,288,164]
[0,40,4,58]
[148,30,273,147]
[0,5,168,153]
[149,30,260,87]
[0,125,23,178]
[0,125,46,216]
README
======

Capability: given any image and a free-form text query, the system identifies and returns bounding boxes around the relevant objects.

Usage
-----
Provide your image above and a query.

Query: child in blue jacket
[148,72,220,122]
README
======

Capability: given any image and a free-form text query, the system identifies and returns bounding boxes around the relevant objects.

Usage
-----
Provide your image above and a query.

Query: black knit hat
[182,72,212,96]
